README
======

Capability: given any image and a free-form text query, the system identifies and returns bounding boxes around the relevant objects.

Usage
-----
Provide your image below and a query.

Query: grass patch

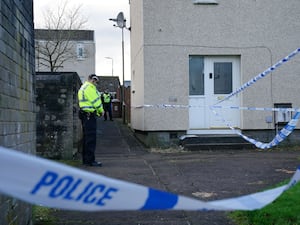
[229,182,300,225]
[32,206,56,225]
[56,159,82,167]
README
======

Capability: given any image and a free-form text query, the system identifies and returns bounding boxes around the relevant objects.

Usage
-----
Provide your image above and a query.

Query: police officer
[101,89,113,121]
[78,74,104,167]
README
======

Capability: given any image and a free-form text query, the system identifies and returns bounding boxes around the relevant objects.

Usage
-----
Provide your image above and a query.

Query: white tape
[210,108,300,149]
[211,48,300,149]
[0,146,299,211]
[133,103,300,149]
[133,48,300,149]
[134,104,300,113]
[214,48,300,105]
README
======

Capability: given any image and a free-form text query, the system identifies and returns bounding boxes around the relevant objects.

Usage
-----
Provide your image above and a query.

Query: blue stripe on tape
[214,48,300,105]
[0,147,300,211]
[140,188,178,210]
[210,108,300,149]
[133,49,300,150]
[294,112,300,119]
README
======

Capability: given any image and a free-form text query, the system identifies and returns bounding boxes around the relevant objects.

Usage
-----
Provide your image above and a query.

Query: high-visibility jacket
[78,81,103,115]
[102,93,111,103]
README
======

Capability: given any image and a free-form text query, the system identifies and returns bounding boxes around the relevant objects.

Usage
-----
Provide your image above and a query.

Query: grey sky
[34,0,131,82]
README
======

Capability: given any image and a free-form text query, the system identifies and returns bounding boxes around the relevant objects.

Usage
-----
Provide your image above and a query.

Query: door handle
[209,73,213,79]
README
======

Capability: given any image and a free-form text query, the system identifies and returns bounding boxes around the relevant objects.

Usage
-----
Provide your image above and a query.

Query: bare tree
[35,0,88,72]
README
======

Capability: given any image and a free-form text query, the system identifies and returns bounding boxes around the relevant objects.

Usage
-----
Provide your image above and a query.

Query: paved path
[51,118,300,225]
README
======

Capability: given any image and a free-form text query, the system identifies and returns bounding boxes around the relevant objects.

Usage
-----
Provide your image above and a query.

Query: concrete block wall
[0,0,35,224]
[36,72,82,159]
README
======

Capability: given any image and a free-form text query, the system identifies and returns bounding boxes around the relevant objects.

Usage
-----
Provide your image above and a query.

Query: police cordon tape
[134,48,300,110]
[214,48,300,105]
[132,103,300,149]
[0,146,300,211]
[135,104,300,113]
[211,48,300,149]
[210,108,300,149]
[133,48,300,149]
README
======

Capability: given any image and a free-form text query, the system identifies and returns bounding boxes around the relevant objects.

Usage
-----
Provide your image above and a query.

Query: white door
[188,56,240,134]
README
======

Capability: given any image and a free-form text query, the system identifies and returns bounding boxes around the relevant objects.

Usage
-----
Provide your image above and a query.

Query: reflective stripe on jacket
[78,81,103,114]
[102,93,111,103]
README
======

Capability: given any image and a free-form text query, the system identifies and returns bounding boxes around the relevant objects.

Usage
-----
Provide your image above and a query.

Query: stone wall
[36,72,82,159]
[0,0,35,224]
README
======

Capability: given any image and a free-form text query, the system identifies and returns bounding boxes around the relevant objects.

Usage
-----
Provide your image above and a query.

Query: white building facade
[35,29,96,82]
[129,0,300,147]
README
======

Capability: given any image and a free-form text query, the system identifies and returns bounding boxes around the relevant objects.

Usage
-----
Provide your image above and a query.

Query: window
[77,44,85,60]
[189,56,204,95]
[214,62,232,94]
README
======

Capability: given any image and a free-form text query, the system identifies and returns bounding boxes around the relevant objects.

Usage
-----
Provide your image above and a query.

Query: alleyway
[51,118,300,225]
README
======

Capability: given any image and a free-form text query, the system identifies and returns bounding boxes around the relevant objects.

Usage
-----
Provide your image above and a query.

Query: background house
[35,29,96,82]
[129,0,300,147]
[97,76,121,98]
[96,76,126,119]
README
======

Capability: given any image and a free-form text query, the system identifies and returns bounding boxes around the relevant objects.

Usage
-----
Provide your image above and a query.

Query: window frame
[193,0,218,5]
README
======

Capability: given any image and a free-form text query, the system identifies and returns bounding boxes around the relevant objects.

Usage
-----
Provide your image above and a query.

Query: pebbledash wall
[36,72,82,159]
[0,0,35,224]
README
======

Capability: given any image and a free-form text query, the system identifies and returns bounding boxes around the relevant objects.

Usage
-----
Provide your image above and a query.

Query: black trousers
[103,103,112,120]
[80,112,97,164]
